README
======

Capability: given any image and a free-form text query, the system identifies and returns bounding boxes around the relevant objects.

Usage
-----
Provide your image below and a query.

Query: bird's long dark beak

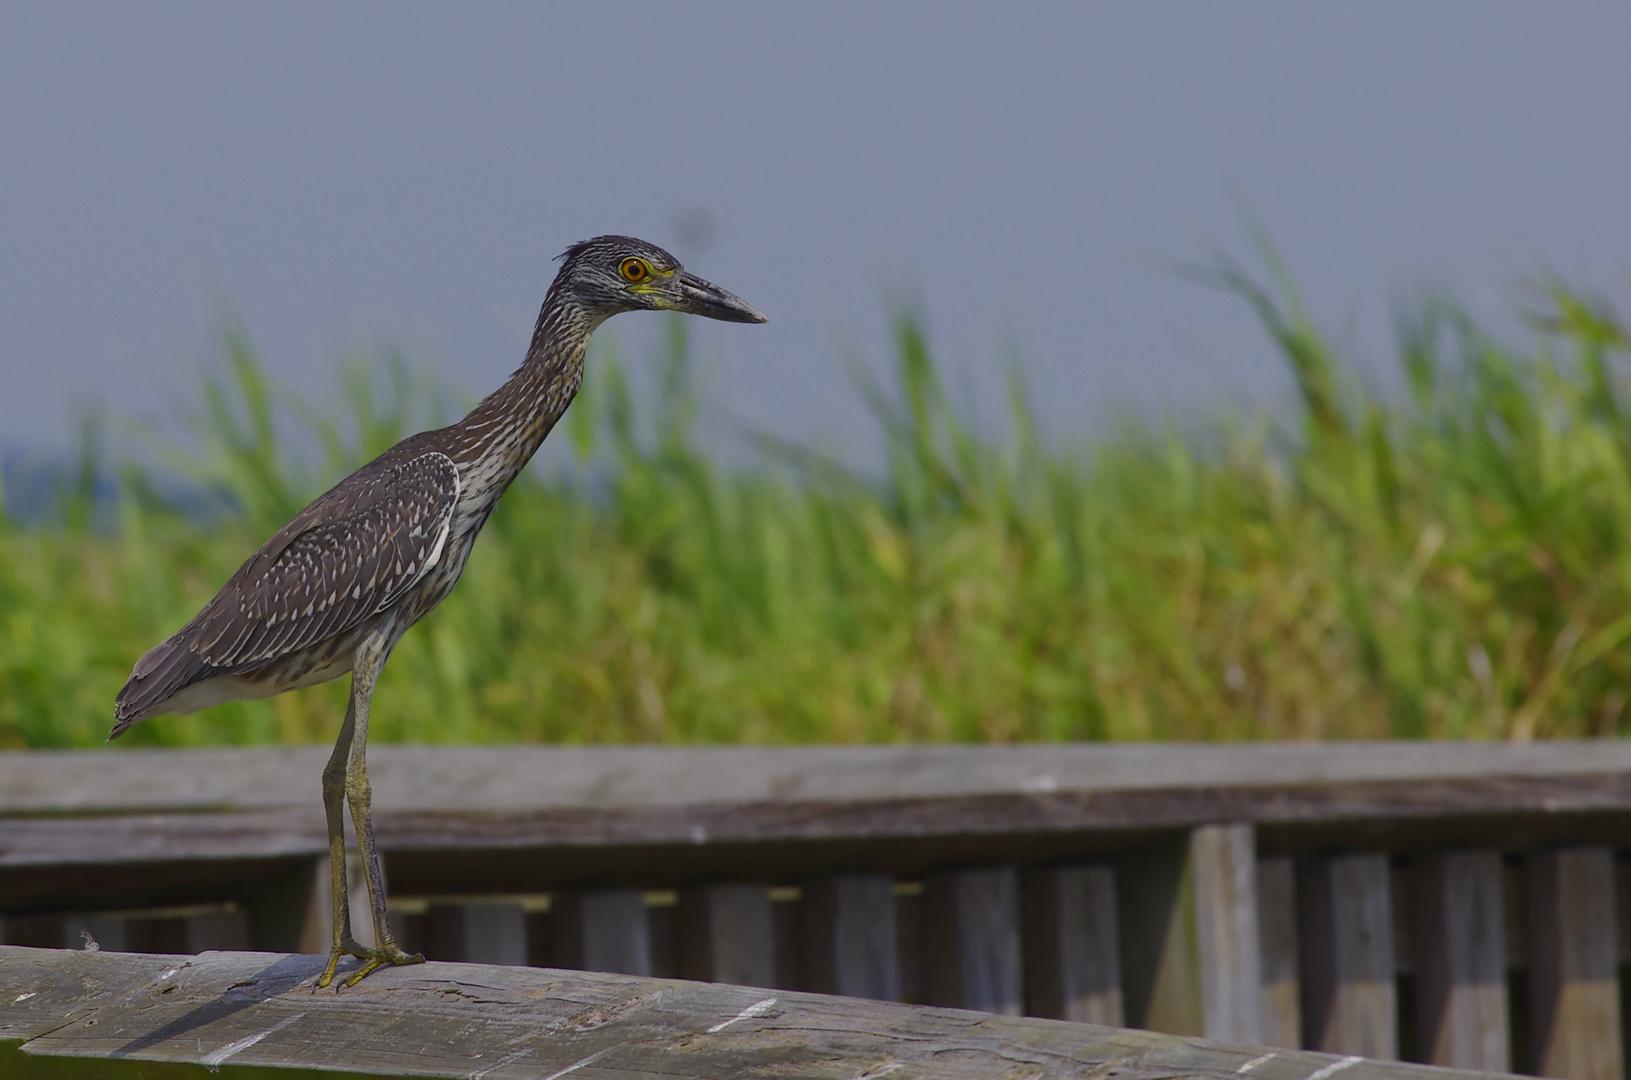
[676,272,767,324]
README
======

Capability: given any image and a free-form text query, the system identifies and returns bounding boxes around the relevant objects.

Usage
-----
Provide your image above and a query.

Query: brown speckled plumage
[109,234,765,988]
[114,236,761,732]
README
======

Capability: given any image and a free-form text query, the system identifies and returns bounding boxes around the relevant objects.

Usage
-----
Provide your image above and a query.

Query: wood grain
[1257,855,1301,1049]
[10,740,1631,815]
[801,873,900,1001]
[1526,847,1622,1080]
[1191,823,1261,1043]
[7,743,1631,912]
[0,945,1524,1080]
[552,888,653,976]
[1300,853,1396,1058]
[1411,850,1508,1071]
[680,883,776,989]
[923,867,1023,1015]
[1021,863,1123,1025]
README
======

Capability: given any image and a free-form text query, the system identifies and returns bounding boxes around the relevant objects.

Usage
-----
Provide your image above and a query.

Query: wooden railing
[2,741,1628,1077]
[0,945,1521,1080]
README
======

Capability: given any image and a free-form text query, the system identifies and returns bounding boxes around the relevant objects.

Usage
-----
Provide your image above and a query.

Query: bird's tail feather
[111,632,205,739]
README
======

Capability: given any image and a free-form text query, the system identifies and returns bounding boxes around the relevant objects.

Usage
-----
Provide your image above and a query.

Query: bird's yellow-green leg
[339,635,423,987]
[315,699,371,990]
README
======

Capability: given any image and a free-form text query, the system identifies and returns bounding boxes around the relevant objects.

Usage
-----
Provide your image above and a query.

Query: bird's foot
[315,935,407,990]
[340,944,425,989]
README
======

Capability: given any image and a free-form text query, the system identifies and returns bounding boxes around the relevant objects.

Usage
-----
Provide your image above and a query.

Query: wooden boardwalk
[1,741,1628,1076]
[0,945,1518,1080]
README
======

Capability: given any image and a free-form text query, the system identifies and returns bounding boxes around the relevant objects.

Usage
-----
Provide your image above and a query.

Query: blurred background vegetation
[4,263,1630,750]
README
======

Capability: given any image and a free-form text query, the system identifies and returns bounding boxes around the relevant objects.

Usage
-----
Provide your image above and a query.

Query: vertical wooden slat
[1191,823,1261,1043]
[923,867,1023,1015]
[525,910,552,968]
[553,889,653,975]
[1257,856,1301,1049]
[1117,838,1199,1033]
[424,902,527,966]
[803,874,900,1001]
[771,889,803,991]
[646,899,676,977]
[1116,827,1261,1038]
[1412,850,1508,1071]
[679,883,776,988]
[897,886,925,1004]
[1617,856,1631,965]
[1021,864,1122,1025]
[246,855,330,954]
[1300,852,1396,1058]
[1527,847,1622,1080]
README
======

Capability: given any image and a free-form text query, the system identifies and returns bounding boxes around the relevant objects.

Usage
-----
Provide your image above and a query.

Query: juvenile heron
[112,236,765,987]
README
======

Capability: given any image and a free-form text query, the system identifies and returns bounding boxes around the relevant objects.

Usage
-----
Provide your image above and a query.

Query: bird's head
[553,235,767,325]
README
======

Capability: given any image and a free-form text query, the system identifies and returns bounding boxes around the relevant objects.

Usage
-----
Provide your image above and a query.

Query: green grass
[3,261,1630,749]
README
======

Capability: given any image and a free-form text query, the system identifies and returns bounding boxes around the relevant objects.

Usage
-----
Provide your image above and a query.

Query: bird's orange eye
[619,258,649,283]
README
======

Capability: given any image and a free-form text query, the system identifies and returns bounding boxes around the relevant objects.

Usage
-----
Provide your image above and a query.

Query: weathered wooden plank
[10,741,1631,816]
[424,901,528,966]
[8,743,1631,909]
[680,883,777,988]
[1300,852,1397,1058]
[1412,850,1508,1071]
[1191,823,1261,1043]
[1021,863,1123,1025]
[552,888,653,976]
[1526,847,1622,1080]
[802,873,900,1001]
[1256,855,1301,1049]
[924,866,1024,1015]
[0,945,1521,1080]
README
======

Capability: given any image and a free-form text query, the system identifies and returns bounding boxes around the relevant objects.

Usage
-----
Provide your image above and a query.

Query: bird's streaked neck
[447,290,607,478]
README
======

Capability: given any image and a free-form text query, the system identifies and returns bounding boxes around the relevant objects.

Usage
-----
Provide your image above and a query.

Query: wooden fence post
[1192,824,1261,1043]
[802,874,900,1001]
[680,883,776,988]
[1412,850,1508,1071]
[553,889,653,975]
[1117,826,1261,1039]
[1257,856,1301,1049]
[1527,847,1622,1080]
[1021,864,1122,1025]
[1300,853,1396,1058]
[923,867,1023,1015]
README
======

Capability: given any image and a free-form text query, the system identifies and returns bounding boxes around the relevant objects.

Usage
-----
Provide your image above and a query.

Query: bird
[111,236,766,988]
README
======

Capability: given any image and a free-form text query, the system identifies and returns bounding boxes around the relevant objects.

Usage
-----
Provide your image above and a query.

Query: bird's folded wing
[190,450,461,668]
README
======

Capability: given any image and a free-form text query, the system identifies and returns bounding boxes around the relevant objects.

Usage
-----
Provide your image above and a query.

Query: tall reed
[2,267,1628,748]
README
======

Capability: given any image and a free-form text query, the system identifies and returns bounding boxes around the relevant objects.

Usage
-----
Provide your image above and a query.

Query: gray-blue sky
[3,3,1629,461]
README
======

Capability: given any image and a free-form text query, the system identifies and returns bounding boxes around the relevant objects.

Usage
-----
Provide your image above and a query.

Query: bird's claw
[315,937,422,990]
[342,946,425,988]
